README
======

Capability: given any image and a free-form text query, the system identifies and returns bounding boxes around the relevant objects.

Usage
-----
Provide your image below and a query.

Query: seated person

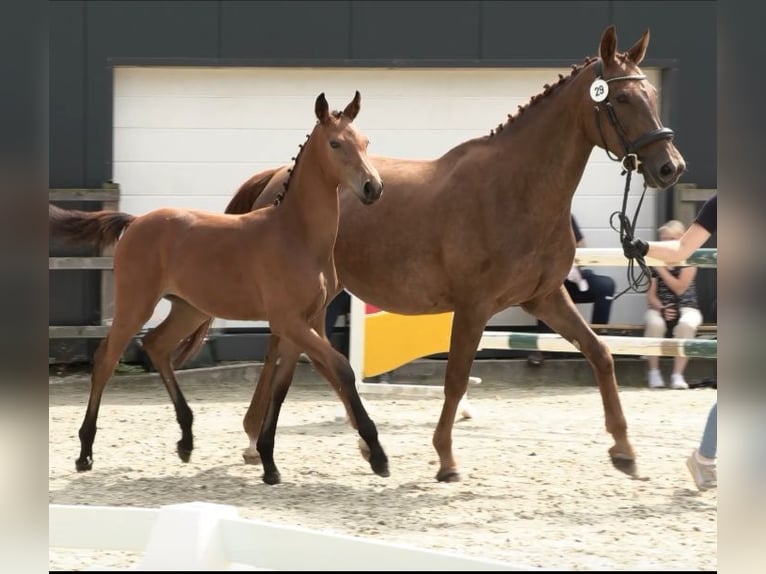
[528,214,616,366]
[643,220,702,390]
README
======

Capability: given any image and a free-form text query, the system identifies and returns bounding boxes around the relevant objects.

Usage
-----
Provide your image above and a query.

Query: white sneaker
[648,369,665,388]
[686,449,717,491]
[468,376,482,385]
[671,374,689,390]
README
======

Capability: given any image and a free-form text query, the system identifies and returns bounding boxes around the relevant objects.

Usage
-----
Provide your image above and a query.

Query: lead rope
[608,169,652,301]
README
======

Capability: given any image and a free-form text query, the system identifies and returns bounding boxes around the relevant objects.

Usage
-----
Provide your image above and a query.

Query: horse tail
[225,167,280,214]
[49,203,134,250]
[172,321,210,369]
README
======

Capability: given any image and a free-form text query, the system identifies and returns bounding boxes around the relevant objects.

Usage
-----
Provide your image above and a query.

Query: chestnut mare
[192,26,685,483]
[49,92,389,483]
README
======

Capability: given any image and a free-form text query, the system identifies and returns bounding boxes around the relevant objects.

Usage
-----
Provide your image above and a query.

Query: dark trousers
[537,269,616,333]
[325,290,351,356]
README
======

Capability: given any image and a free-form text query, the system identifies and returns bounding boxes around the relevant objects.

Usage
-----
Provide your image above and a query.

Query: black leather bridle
[591,59,676,297]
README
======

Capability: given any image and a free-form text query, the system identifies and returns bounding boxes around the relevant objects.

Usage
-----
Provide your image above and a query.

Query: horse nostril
[364,180,381,196]
[660,162,674,177]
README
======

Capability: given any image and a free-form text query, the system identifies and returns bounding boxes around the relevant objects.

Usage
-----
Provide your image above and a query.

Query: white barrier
[49,502,534,571]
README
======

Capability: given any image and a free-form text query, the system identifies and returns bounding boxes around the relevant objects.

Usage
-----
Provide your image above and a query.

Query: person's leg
[325,290,351,357]
[576,269,615,326]
[687,402,717,490]
[528,318,552,365]
[699,402,717,459]
[644,308,666,387]
[669,307,703,389]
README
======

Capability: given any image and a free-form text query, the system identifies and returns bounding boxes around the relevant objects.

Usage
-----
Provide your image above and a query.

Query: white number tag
[590,79,609,102]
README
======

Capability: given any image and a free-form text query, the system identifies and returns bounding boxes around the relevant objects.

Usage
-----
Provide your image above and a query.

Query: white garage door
[113,66,664,329]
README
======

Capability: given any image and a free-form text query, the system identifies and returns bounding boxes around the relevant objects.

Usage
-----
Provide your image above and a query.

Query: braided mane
[488,56,598,137]
[274,110,345,205]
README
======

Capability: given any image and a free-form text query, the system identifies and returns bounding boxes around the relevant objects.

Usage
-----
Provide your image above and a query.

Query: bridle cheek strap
[592,59,675,165]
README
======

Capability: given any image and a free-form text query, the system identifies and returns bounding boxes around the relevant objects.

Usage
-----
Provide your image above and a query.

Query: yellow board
[363,310,454,377]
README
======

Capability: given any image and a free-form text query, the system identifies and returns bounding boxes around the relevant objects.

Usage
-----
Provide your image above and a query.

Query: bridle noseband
[591,59,676,298]
[592,59,675,171]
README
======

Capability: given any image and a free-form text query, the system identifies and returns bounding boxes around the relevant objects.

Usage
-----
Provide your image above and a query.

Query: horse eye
[330,140,341,149]
[616,93,629,104]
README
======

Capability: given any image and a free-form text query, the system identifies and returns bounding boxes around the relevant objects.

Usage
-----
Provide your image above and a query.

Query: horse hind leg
[522,287,637,477]
[141,298,210,463]
[76,304,156,472]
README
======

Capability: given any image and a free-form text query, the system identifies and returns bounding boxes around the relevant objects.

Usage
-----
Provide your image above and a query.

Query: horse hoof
[242,450,261,465]
[436,469,461,483]
[75,457,93,472]
[176,441,192,463]
[610,454,637,477]
[371,459,390,478]
[262,471,281,485]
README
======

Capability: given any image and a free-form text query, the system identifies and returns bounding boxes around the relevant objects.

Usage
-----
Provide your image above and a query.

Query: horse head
[584,25,686,190]
[313,91,384,205]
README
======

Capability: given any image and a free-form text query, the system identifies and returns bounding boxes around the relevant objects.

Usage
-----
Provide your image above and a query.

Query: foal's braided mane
[488,56,598,137]
[274,109,345,206]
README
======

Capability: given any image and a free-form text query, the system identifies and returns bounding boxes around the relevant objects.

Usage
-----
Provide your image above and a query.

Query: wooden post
[99,182,120,326]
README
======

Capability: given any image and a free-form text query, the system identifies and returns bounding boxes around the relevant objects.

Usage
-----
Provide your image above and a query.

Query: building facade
[49,1,717,363]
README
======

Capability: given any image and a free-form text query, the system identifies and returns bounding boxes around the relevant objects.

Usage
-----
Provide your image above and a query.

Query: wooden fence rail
[49,183,119,343]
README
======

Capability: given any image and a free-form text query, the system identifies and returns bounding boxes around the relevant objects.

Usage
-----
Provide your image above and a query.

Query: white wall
[113,66,665,328]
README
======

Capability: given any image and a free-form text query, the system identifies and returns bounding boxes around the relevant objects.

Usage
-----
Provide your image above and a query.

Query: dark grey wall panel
[221,1,351,59]
[84,1,220,186]
[352,1,481,59]
[482,1,609,61]
[48,0,717,361]
[50,1,86,187]
[613,1,716,188]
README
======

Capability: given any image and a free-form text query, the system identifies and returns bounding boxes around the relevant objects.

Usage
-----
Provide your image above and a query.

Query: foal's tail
[49,203,134,250]
[172,168,280,369]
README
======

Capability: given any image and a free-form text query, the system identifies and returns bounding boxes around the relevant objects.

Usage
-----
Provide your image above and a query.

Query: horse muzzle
[361,179,384,205]
[640,155,686,190]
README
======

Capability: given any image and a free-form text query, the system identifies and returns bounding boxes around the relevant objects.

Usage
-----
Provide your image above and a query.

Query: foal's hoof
[262,470,282,485]
[610,453,638,477]
[371,458,390,478]
[75,456,93,472]
[436,468,461,483]
[176,442,192,463]
[242,449,261,465]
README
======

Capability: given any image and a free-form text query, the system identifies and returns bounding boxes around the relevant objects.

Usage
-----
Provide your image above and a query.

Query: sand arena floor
[49,362,717,571]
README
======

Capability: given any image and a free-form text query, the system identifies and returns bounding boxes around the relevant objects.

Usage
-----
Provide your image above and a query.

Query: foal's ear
[626,29,650,66]
[599,24,617,64]
[342,91,361,122]
[315,92,330,123]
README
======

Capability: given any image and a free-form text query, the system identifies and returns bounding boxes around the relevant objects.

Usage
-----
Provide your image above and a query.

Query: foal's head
[584,25,686,190]
[311,91,383,205]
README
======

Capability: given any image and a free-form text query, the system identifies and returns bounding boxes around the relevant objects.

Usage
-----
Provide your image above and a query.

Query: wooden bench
[589,323,717,339]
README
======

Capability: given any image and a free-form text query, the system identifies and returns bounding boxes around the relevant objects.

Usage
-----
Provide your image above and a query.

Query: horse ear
[626,29,650,65]
[315,92,329,123]
[343,91,361,121]
[599,25,617,64]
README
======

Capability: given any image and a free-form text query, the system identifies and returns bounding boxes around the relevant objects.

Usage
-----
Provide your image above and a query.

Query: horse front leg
[433,307,492,482]
[253,337,301,484]
[522,285,637,477]
[279,319,389,481]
